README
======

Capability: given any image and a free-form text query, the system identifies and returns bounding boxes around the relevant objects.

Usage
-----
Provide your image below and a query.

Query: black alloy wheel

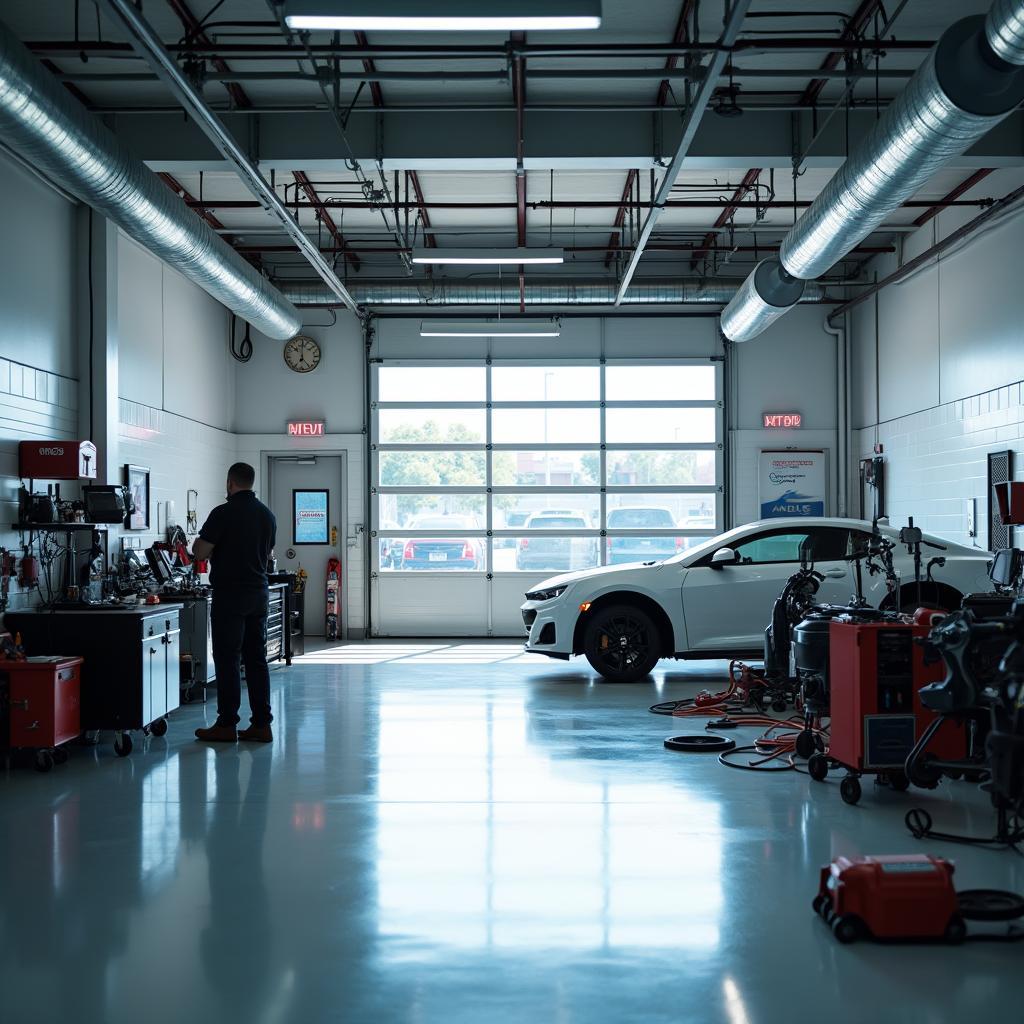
[583,605,661,682]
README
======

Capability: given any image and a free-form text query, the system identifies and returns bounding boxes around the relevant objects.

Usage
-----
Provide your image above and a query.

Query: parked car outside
[379,519,404,568]
[606,506,682,564]
[401,514,485,570]
[516,512,597,572]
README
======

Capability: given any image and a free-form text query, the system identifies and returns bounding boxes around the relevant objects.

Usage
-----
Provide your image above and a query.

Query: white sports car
[521,517,993,682]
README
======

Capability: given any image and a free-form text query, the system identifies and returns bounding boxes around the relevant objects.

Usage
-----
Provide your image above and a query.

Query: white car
[521,517,993,682]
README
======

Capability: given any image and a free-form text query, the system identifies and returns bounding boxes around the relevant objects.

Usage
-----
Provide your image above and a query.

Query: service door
[269,456,345,638]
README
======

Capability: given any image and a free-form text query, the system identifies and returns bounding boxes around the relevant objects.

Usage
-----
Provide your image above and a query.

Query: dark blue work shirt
[199,490,277,592]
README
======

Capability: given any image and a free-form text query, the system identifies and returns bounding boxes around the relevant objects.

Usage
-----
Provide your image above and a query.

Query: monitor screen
[990,548,1022,587]
[145,547,174,584]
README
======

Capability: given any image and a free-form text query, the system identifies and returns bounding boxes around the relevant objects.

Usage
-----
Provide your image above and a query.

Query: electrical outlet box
[966,497,977,541]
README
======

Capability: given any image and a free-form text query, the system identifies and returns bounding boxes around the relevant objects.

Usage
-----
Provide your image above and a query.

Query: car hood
[528,560,662,592]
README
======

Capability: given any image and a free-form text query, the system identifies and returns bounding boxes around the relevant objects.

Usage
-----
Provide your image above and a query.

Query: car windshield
[413,515,477,529]
[529,516,587,528]
[608,508,674,528]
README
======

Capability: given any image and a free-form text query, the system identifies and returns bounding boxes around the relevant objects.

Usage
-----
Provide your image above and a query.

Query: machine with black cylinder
[797,519,965,792]
[905,595,1024,850]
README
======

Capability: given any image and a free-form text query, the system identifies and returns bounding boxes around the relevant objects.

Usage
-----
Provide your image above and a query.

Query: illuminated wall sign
[763,413,802,429]
[288,421,325,436]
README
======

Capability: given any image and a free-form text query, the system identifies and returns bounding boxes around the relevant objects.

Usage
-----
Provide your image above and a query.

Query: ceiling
[4,0,1023,309]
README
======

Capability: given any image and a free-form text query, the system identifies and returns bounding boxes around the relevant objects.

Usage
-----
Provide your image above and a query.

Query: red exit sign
[764,413,802,428]
[288,421,325,436]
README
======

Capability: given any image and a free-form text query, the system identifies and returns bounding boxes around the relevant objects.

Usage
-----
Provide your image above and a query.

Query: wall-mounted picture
[293,488,329,545]
[125,464,150,531]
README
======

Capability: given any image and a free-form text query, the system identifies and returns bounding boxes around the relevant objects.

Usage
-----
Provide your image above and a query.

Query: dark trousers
[211,589,272,727]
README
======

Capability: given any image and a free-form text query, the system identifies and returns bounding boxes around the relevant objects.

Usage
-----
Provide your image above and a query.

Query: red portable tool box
[18,440,97,480]
[828,620,965,773]
[3,657,83,753]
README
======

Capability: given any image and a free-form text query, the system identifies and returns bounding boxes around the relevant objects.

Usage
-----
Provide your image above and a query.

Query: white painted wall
[851,168,1024,549]
[0,153,77,376]
[233,317,364,435]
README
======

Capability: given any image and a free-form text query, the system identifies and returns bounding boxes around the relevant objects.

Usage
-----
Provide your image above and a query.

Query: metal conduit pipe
[280,278,835,307]
[0,17,301,341]
[721,3,1024,343]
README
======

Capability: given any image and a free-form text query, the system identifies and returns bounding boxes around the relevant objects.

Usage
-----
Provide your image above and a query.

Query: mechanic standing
[192,462,277,744]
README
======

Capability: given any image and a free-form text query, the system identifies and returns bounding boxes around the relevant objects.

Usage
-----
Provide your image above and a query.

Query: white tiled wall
[854,382,1024,550]
[0,358,80,611]
[118,398,239,550]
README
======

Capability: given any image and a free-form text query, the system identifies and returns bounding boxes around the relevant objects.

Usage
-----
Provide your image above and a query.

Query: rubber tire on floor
[832,914,862,944]
[114,733,133,758]
[888,769,910,792]
[812,893,828,917]
[664,734,737,753]
[150,718,168,738]
[34,749,54,773]
[840,776,862,805]
[957,889,1024,922]
[908,757,942,790]
[583,604,661,683]
[808,752,829,782]
[795,730,817,759]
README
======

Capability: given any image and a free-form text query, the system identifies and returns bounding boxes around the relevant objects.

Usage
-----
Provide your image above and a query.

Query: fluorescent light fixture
[420,320,561,338]
[285,1,602,31]
[412,248,564,265]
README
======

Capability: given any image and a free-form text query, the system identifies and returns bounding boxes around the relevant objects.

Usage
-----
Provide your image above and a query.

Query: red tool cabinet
[828,621,964,771]
[3,657,83,766]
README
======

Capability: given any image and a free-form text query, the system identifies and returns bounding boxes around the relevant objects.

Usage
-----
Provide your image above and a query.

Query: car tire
[583,604,661,682]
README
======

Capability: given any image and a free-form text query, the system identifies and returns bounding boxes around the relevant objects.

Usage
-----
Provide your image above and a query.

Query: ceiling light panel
[285,1,602,31]
[420,320,561,338]
[412,248,565,265]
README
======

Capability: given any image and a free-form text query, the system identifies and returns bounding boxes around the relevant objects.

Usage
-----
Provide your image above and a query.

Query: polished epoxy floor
[1,642,1021,1024]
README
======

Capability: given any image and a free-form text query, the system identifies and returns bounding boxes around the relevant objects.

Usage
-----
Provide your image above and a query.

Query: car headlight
[526,585,568,602]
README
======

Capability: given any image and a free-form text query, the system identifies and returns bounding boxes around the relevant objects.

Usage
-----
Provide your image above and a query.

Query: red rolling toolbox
[2,657,83,772]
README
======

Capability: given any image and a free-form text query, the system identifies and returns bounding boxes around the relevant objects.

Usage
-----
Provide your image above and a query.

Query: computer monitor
[989,548,1023,589]
[144,547,175,585]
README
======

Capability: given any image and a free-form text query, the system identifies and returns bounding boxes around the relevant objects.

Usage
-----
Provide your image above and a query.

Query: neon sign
[288,421,325,436]
[763,413,802,429]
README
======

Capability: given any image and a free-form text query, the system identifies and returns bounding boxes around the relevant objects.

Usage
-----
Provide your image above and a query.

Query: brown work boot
[238,723,273,743]
[195,724,238,742]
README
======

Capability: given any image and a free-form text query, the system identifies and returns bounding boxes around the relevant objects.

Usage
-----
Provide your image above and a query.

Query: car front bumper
[521,597,574,658]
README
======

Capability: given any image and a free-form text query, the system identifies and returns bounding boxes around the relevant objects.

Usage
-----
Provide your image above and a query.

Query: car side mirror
[710,547,738,569]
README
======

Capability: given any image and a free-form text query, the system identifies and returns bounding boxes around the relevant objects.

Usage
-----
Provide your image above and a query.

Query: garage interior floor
[1,642,1021,1024]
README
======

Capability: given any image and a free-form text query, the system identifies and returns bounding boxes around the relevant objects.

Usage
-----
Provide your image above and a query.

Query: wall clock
[284,334,322,373]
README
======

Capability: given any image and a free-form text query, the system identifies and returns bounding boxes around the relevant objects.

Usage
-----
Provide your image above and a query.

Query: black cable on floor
[718,744,794,772]
[905,807,1024,854]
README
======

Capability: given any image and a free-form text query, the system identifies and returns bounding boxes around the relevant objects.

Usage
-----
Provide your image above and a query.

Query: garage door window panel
[379,409,487,444]
[607,450,717,487]
[605,408,716,444]
[378,366,486,403]
[491,408,600,445]
[379,450,487,488]
[491,366,599,402]
[606,365,716,402]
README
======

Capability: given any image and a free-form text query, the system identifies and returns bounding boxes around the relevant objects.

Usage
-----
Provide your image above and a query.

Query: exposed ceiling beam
[798,0,882,109]
[98,0,361,316]
[353,30,436,249]
[689,167,763,270]
[512,30,528,312]
[911,168,996,228]
[604,0,696,269]
[614,0,754,305]
[293,171,361,270]
[164,0,252,110]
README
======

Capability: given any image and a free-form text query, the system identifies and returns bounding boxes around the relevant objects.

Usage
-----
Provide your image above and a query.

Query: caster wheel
[113,733,133,758]
[808,752,829,782]
[795,730,816,760]
[944,916,967,945]
[812,894,828,917]
[34,750,54,773]
[771,699,788,713]
[909,757,942,789]
[888,769,910,792]
[840,776,862,805]
[832,914,862,944]
[52,747,69,765]
[150,718,168,738]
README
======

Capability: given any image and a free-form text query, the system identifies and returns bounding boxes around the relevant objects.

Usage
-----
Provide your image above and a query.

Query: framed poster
[758,450,827,519]
[293,488,330,545]
[124,464,150,531]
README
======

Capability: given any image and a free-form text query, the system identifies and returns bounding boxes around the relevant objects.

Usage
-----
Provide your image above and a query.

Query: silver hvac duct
[721,4,1024,343]
[0,18,301,341]
[281,277,835,307]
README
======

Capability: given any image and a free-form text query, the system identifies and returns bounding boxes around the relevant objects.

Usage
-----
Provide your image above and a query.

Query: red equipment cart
[2,656,83,772]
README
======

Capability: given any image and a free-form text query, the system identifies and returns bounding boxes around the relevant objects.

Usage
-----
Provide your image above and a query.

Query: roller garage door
[370,359,724,636]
